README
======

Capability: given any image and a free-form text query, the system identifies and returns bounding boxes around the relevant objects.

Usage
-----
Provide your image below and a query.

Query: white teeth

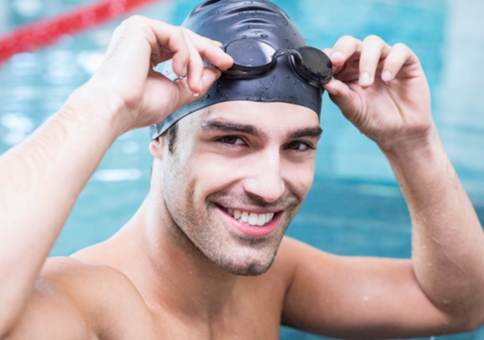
[241,211,249,223]
[257,214,266,226]
[225,208,276,227]
[248,213,258,225]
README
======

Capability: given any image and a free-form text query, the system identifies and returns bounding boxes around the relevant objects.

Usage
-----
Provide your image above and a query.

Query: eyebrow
[201,119,322,140]
[201,119,261,137]
[288,127,323,140]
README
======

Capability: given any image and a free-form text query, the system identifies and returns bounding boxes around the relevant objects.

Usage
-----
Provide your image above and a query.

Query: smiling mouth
[219,206,276,227]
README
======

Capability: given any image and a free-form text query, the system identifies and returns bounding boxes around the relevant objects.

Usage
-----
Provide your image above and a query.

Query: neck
[117,191,238,323]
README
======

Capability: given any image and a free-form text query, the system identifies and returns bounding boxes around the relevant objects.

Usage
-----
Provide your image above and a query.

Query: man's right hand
[0,16,235,339]
[82,16,234,132]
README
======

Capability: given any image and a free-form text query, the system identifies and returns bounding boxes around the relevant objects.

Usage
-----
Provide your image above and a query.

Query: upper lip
[217,204,281,215]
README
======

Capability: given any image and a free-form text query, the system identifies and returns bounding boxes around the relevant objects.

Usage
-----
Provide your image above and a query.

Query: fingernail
[193,93,200,97]
[330,51,343,61]
[360,72,370,86]
[382,70,392,82]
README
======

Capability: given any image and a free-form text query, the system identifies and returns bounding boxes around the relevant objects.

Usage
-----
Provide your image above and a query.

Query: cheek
[189,154,245,193]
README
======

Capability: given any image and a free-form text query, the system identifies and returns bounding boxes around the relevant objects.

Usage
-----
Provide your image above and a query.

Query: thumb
[324,79,363,124]
[177,67,222,104]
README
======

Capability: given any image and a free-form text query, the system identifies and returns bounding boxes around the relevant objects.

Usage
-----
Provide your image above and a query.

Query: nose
[242,149,285,204]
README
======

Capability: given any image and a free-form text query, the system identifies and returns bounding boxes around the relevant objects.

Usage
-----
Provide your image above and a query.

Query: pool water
[1,0,484,339]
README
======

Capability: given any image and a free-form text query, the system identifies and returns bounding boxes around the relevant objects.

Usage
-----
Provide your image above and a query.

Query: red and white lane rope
[0,0,165,63]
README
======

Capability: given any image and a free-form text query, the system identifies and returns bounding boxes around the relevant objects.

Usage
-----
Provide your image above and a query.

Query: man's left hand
[323,36,432,151]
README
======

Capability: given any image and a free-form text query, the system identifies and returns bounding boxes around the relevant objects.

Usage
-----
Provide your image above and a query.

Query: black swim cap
[150,0,323,140]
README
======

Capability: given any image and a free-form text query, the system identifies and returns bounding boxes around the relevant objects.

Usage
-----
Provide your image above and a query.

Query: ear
[149,137,165,160]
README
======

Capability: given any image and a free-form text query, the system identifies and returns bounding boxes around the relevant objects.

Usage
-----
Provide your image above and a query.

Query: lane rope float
[0,0,165,64]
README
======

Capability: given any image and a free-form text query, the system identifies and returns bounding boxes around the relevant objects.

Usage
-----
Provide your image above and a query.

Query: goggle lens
[298,47,332,76]
[226,39,275,68]
[223,39,332,87]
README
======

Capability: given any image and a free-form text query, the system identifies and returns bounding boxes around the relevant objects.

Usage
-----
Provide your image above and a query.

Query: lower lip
[219,207,282,238]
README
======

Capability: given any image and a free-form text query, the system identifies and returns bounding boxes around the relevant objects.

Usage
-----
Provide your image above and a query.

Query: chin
[208,245,279,276]
[214,257,275,276]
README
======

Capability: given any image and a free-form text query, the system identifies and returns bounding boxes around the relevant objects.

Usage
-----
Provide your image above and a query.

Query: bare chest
[103,299,282,340]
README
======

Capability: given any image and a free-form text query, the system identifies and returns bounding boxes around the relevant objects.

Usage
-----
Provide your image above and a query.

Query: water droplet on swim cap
[151,0,323,141]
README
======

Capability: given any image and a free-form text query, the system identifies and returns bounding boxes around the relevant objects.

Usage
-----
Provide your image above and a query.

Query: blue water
[1,0,484,339]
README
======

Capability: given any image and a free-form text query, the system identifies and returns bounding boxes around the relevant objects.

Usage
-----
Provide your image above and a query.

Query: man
[1,0,484,339]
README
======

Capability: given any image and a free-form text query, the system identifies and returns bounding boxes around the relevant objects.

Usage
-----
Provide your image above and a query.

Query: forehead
[184,101,320,134]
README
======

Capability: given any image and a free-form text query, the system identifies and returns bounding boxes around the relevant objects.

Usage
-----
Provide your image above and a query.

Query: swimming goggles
[220,39,333,88]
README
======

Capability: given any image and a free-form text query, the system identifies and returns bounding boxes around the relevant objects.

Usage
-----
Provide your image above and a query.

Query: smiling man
[152,101,320,277]
[2,0,484,339]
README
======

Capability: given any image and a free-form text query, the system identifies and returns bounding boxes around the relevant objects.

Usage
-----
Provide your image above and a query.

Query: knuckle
[338,35,357,45]
[119,15,151,36]
[340,35,355,41]
[364,35,383,44]
[393,42,408,51]
[123,15,146,26]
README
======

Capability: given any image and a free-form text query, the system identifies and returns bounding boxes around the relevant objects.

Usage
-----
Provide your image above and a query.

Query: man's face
[156,101,321,276]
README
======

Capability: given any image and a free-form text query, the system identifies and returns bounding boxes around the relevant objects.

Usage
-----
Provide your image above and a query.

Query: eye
[285,141,312,151]
[218,136,245,146]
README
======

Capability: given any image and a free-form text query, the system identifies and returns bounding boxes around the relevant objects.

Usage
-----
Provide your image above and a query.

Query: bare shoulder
[7,257,152,340]
[40,256,140,299]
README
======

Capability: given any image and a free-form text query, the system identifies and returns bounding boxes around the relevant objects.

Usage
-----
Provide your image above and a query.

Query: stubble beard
[164,188,300,276]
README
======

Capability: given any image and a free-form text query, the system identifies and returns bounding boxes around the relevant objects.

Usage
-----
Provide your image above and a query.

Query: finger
[182,30,205,94]
[323,79,362,124]
[381,43,419,82]
[184,29,234,70]
[123,16,192,78]
[184,29,223,48]
[329,36,363,67]
[175,67,222,105]
[358,35,391,88]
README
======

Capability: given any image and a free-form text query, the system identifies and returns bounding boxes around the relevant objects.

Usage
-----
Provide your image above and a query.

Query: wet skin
[66,101,322,340]
[2,16,484,340]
